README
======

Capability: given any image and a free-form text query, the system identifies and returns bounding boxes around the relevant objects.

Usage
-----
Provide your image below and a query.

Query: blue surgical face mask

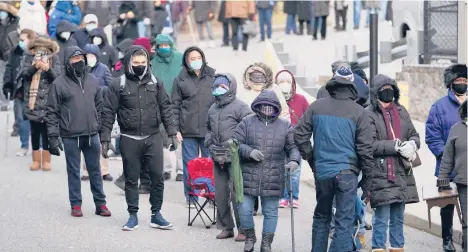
[157,47,172,57]
[0,11,8,20]
[18,41,26,50]
[212,87,228,97]
[190,60,203,70]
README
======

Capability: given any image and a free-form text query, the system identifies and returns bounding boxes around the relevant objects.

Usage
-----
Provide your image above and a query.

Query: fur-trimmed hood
[243,62,273,90]
[28,36,60,55]
[370,74,401,109]
[444,64,467,87]
[0,2,18,16]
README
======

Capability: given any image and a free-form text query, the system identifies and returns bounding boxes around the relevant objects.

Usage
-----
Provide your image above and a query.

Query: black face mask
[452,84,467,95]
[71,60,85,75]
[378,88,394,103]
[132,65,146,76]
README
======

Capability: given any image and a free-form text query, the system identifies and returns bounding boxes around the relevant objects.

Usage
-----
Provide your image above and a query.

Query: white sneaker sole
[150,223,173,230]
[122,225,139,231]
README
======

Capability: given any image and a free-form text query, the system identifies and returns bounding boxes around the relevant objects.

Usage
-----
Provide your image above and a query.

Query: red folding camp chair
[187,157,217,229]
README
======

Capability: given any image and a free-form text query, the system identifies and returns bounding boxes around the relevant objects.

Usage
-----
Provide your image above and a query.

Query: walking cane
[4,93,11,158]
[285,166,296,252]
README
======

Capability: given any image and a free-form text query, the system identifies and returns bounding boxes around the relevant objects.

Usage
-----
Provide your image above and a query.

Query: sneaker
[122,214,139,231]
[16,148,28,156]
[175,174,183,181]
[292,199,299,208]
[10,130,18,137]
[150,212,173,230]
[114,174,125,191]
[102,174,113,181]
[163,172,171,180]
[71,206,83,217]
[81,175,89,181]
[95,205,112,217]
[279,199,289,208]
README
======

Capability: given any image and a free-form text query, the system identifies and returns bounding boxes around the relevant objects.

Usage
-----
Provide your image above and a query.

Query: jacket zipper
[258,117,268,195]
[215,104,224,144]
[79,78,91,141]
[138,80,142,135]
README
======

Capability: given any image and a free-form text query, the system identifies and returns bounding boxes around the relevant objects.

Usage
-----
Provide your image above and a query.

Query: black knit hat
[350,61,368,84]
[444,64,467,88]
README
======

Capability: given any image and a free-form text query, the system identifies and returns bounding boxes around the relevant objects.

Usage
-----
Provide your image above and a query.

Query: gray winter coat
[191,1,217,23]
[283,1,298,15]
[82,1,121,26]
[311,0,329,17]
[366,74,420,208]
[297,0,312,21]
[232,90,301,197]
[205,73,252,148]
[439,101,467,185]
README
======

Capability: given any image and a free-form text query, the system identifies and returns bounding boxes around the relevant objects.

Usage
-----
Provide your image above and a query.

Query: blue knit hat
[213,76,230,88]
[335,65,354,82]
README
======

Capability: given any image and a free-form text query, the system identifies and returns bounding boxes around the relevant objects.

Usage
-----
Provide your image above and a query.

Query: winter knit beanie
[335,65,354,82]
[276,71,293,84]
[213,76,230,89]
[133,38,152,55]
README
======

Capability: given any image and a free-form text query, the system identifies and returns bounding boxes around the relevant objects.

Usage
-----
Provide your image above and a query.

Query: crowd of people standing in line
[0,1,466,252]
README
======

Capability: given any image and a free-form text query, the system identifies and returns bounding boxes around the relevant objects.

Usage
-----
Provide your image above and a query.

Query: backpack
[119,74,158,92]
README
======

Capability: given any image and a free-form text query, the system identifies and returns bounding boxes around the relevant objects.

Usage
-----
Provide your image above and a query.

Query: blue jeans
[238,195,280,233]
[14,98,29,149]
[372,202,405,249]
[282,162,301,200]
[63,135,106,207]
[312,170,358,252]
[286,14,297,34]
[353,0,362,28]
[257,7,273,40]
[137,21,146,37]
[182,137,210,202]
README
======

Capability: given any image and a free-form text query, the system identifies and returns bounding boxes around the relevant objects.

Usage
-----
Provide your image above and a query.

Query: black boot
[260,232,275,252]
[441,205,456,252]
[243,228,257,252]
[298,22,304,35]
[114,174,125,191]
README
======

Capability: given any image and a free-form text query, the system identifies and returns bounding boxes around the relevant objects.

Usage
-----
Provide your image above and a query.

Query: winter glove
[48,137,63,156]
[168,136,178,151]
[398,140,417,159]
[249,149,264,161]
[285,161,299,172]
[101,141,110,159]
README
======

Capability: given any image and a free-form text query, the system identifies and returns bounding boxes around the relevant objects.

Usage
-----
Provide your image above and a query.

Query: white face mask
[60,31,71,40]
[87,54,97,67]
[93,37,103,45]
[279,83,292,100]
[86,24,98,32]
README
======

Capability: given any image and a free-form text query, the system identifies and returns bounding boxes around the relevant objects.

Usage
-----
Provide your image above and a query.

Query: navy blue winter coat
[84,44,112,88]
[425,90,462,176]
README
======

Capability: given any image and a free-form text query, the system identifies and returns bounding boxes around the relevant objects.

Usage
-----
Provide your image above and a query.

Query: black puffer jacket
[171,46,215,138]
[22,37,61,123]
[100,45,176,142]
[0,3,19,61]
[232,90,301,197]
[89,28,118,70]
[205,73,252,148]
[55,20,78,66]
[366,74,420,208]
[2,45,23,99]
[45,46,102,138]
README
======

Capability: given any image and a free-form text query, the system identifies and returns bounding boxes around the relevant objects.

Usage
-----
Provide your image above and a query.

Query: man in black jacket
[45,46,111,218]
[100,45,177,231]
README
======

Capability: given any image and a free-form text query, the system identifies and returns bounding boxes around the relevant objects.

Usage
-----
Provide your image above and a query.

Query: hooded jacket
[100,45,176,142]
[54,20,78,65]
[114,1,140,44]
[112,38,134,77]
[274,69,309,126]
[72,27,92,50]
[241,62,290,121]
[317,73,370,107]
[47,0,82,38]
[294,77,374,181]
[205,73,252,149]
[151,34,183,95]
[17,0,47,35]
[439,100,467,185]
[84,44,112,88]
[22,37,61,123]
[0,3,19,61]
[366,74,420,208]
[89,28,118,70]
[426,64,467,176]
[171,46,215,138]
[232,90,301,197]
[45,46,102,138]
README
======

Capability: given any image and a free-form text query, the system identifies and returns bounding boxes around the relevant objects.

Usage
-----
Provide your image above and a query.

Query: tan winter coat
[224,0,255,19]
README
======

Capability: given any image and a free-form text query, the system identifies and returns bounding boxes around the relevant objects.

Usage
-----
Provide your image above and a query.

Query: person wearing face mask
[365,74,420,252]
[17,0,47,35]
[72,14,98,50]
[112,38,134,78]
[54,20,78,66]
[2,29,35,157]
[0,2,19,107]
[21,36,61,171]
[47,0,82,39]
[89,28,118,71]
[100,45,177,231]
[45,46,111,218]
[114,1,141,45]
[205,73,252,241]
[151,33,184,182]
[426,63,467,252]
[232,89,301,252]
[171,46,215,207]
[274,70,309,209]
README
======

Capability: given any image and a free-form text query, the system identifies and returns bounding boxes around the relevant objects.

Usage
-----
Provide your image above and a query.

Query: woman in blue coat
[84,44,112,88]
[425,63,467,252]
[48,0,82,38]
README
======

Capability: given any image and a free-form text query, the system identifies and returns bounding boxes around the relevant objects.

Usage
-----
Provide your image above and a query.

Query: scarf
[381,102,401,182]
[28,69,41,110]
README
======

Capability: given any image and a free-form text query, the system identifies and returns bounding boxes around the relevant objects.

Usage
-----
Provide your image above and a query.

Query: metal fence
[423,1,459,64]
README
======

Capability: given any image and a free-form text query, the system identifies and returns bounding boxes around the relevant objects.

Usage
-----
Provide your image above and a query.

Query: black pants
[313,16,328,39]
[458,184,467,251]
[30,121,48,150]
[214,162,241,230]
[299,20,311,35]
[334,6,348,30]
[230,18,249,51]
[222,21,230,46]
[121,134,164,214]
[441,203,455,240]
